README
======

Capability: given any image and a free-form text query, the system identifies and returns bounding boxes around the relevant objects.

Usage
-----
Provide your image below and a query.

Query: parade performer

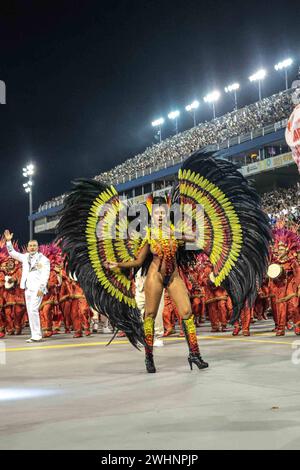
[268,228,300,336]
[0,266,5,338]
[180,266,204,327]
[57,150,271,373]
[2,258,25,335]
[51,265,64,334]
[232,302,253,336]
[58,267,72,333]
[38,243,62,337]
[69,275,92,338]
[254,280,269,321]
[205,272,231,332]
[4,230,50,342]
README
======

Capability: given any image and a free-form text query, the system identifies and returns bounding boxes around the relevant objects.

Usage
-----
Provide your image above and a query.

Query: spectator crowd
[95,89,293,184]
[262,183,300,226]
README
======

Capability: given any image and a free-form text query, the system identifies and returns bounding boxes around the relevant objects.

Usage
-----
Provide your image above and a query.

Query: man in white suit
[4,230,50,342]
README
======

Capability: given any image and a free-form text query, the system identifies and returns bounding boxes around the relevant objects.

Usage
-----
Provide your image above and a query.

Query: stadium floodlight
[224,83,240,93]
[151,117,164,127]
[185,100,199,126]
[249,69,266,100]
[151,117,164,142]
[22,162,35,239]
[168,110,180,134]
[224,82,240,110]
[274,58,293,90]
[168,110,180,120]
[203,90,220,119]
[22,163,35,178]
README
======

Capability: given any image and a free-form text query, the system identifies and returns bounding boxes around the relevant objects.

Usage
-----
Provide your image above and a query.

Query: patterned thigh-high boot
[144,316,156,373]
[182,315,209,370]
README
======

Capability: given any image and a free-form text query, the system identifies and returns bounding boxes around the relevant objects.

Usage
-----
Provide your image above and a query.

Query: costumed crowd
[0,220,299,340]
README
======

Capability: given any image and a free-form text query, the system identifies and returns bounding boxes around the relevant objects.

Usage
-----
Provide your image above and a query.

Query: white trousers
[135,289,164,339]
[25,290,43,340]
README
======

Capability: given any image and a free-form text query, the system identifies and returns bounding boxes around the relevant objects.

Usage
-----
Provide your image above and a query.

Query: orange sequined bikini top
[146,227,179,286]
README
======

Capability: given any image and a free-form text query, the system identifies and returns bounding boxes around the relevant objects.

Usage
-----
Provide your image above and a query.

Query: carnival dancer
[269,268,290,336]
[38,244,63,336]
[2,259,26,335]
[4,230,50,342]
[39,269,59,337]
[58,267,72,333]
[268,228,300,336]
[180,268,200,328]
[254,280,269,321]
[232,302,253,336]
[58,151,271,373]
[205,272,231,332]
[185,264,206,326]
[0,268,5,338]
[69,276,91,338]
[51,265,64,334]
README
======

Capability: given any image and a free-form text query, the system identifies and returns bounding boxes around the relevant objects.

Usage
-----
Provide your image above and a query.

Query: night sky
[0,0,299,243]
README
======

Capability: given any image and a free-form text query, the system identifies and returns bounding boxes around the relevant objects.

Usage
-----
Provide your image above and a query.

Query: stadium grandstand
[32,88,299,235]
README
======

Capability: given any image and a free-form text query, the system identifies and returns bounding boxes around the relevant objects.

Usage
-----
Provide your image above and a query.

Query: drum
[267,263,283,279]
[4,275,15,289]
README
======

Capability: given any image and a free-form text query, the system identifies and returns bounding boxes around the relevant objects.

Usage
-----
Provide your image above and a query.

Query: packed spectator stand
[37,89,294,214]
[262,184,300,226]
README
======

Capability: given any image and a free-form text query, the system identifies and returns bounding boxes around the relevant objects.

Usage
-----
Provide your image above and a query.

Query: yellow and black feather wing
[57,179,145,348]
[173,151,272,320]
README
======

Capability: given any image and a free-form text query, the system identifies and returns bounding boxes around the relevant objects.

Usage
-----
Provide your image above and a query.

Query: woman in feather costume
[57,150,271,373]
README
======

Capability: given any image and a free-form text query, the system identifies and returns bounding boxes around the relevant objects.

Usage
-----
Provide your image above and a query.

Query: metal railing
[113,119,288,184]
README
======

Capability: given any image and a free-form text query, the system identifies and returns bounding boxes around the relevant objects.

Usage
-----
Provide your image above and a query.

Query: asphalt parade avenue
[1,320,300,450]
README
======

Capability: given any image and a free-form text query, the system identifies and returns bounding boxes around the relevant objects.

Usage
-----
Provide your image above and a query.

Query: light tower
[224,82,240,110]
[274,58,293,90]
[185,100,199,127]
[151,118,164,143]
[168,110,180,134]
[249,69,267,101]
[22,163,35,239]
[203,90,221,119]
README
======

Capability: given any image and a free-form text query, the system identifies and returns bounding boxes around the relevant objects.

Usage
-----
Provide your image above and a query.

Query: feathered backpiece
[57,179,145,349]
[271,228,300,268]
[172,150,272,321]
[39,242,63,268]
[145,194,154,215]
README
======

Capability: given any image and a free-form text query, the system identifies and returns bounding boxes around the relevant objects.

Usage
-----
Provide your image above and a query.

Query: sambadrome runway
[1,321,300,450]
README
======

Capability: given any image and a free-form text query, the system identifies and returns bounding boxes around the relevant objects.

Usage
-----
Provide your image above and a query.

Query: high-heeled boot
[182,316,209,370]
[144,316,156,373]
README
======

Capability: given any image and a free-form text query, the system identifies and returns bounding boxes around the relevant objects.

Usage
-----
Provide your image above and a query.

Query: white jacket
[6,241,50,293]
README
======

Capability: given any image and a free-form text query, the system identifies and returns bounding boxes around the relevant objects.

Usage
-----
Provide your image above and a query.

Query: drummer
[268,263,300,336]
[268,264,284,335]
